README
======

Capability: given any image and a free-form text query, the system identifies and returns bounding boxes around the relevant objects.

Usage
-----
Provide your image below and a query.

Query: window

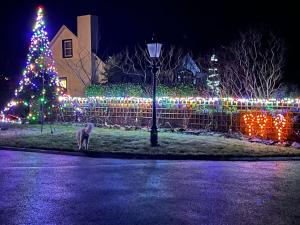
[59,77,67,91]
[62,39,73,58]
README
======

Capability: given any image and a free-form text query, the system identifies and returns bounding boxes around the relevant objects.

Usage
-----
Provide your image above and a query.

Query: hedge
[85,84,200,97]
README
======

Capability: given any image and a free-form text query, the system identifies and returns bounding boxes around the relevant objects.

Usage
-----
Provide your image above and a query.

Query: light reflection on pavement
[0,150,300,225]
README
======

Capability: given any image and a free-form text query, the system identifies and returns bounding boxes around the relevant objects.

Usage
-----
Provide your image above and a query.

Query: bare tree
[219,29,285,99]
[105,46,149,83]
[157,46,184,84]
[105,45,184,84]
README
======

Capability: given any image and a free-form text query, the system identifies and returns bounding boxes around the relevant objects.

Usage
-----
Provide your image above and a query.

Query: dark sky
[0,0,299,85]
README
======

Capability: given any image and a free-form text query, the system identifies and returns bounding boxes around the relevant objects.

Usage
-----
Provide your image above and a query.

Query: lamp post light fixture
[147,38,162,146]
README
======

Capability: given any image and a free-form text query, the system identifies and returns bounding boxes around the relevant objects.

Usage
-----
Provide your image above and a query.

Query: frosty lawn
[0,124,299,157]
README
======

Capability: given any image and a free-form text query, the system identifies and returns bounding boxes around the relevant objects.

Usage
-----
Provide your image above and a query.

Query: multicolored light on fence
[58,96,300,112]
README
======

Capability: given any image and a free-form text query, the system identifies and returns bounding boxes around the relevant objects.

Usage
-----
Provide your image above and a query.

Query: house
[176,54,207,85]
[50,15,106,97]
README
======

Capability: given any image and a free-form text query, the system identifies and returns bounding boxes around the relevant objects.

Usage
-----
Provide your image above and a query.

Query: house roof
[178,54,207,78]
[50,25,78,46]
[50,23,105,65]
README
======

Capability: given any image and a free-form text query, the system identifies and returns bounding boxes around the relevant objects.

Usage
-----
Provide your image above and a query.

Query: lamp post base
[150,128,158,147]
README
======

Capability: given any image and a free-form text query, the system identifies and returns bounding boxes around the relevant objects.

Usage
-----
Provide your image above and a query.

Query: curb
[1,146,300,161]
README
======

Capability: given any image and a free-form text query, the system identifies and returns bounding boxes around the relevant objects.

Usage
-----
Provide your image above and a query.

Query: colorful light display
[58,96,295,141]
[1,6,62,123]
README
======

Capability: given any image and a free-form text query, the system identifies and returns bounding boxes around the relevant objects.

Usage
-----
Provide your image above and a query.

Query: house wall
[51,28,85,96]
[51,15,106,97]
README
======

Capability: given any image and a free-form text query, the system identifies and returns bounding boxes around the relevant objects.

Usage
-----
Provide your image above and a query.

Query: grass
[0,123,299,157]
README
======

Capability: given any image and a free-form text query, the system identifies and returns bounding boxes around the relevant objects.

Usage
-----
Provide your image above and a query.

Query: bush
[86,84,145,97]
[157,84,198,97]
[85,84,200,98]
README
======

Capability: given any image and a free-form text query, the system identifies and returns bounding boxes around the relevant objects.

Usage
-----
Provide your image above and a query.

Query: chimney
[77,15,99,84]
[77,15,99,54]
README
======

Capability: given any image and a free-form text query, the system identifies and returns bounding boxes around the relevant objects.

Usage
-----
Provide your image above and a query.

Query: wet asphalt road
[0,150,300,225]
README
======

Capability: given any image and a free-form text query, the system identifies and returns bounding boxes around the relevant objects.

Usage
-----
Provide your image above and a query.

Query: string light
[207,54,220,96]
[58,96,300,111]
[1,6,63,123]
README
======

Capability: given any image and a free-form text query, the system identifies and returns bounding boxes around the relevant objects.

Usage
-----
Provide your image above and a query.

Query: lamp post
[147,39,162,146]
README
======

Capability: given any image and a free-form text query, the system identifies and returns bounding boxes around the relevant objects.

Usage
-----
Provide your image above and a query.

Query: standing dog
[76,123,94,150]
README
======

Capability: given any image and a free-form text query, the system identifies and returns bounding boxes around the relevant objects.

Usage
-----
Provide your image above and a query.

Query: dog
[76,123,94,150]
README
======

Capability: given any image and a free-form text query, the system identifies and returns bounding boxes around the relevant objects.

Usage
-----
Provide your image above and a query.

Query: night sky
[0,0,299,100]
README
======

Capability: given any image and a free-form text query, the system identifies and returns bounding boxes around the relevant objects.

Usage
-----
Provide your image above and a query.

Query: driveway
[0,150,300,225]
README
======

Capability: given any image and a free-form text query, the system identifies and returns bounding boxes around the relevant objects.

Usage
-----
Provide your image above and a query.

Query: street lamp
[147,38,162,146]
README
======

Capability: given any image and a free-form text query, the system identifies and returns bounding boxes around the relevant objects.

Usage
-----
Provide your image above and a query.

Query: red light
[37,5,44,11]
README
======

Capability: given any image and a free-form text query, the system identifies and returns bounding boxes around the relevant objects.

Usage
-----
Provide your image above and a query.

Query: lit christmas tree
[2,6,62,123]
[207,54,220,97]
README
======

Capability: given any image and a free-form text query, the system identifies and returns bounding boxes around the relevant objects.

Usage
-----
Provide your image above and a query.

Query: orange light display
[256,114,268,137]
[243,112,290,141]
[243,113,255,136]
[273,114,287,141]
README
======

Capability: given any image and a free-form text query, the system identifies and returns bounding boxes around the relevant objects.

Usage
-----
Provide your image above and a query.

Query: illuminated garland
[1,6,62,123]
[273,114,287,141]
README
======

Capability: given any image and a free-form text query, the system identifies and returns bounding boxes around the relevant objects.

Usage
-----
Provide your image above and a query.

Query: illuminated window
[62,39,73,58]
[59,77,67,90]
